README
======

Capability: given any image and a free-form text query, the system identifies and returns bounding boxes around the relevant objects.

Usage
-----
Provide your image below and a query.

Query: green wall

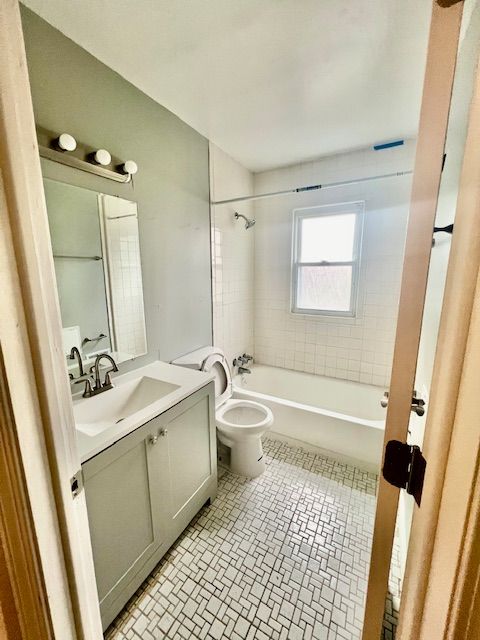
[21,7,212,367]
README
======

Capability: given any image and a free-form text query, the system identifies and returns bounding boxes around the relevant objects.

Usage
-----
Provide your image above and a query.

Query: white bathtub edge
[233,384,384,431]
[265,431,381,475]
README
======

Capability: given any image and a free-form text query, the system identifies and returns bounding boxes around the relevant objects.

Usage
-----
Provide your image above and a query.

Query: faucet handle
[82,378,93,398]
[103,370,115,388]
[72,373,92,384]
[242,353,253,362]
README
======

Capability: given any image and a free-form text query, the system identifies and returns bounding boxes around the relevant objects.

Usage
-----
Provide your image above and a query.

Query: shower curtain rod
[211,169,414,205]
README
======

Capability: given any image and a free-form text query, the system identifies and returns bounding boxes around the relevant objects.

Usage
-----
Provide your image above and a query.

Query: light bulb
[57,133,77,152]
[122,160,138,175]
[93,149,111,166]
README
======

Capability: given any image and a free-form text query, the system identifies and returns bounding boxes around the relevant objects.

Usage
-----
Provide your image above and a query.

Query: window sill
[290,310,358,322]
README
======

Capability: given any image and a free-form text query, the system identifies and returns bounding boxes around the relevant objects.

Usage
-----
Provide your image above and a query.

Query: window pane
[296,265,352,312]
[300,213,356,262]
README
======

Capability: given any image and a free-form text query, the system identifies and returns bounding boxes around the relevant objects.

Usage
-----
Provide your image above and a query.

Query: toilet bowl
[172,347,273,478]
[216,399,273,477]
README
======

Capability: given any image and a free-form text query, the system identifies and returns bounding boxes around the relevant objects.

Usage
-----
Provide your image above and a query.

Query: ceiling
[22,0,432,172]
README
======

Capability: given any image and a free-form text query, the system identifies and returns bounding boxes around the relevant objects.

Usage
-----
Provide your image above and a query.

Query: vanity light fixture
[37,126,137,183]
[56,132,77,152]
[120,160,138,175]
[92,149,112,166]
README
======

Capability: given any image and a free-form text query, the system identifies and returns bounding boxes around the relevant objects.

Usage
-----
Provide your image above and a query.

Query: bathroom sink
[74,376,180,436]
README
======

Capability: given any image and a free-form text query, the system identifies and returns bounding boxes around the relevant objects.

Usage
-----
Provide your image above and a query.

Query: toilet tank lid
[171,346,225,369]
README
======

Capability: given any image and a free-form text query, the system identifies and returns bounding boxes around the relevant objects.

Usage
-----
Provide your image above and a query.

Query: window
[291,202,363,316]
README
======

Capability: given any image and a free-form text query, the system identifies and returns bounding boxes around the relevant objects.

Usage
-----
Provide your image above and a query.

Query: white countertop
[74,360,213,463]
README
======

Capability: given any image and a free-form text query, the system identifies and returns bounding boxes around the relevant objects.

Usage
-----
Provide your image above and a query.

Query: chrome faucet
[233,353,253,374]
[238,366,251,375]
[233,353,254,367]
[83,353,119,398]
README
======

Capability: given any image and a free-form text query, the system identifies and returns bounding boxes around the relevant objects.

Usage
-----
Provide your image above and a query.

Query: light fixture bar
[39,145,132,183]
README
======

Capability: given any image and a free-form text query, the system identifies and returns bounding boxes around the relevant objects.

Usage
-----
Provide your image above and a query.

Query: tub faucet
[233,354,254,367]
[238,366,251,375]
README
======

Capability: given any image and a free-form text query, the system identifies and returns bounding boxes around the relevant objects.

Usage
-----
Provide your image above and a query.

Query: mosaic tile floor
[105,438,380,640]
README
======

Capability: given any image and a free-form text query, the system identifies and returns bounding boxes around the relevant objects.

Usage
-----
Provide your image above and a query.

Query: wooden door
[397,13,480,637]
[361,2,465,638]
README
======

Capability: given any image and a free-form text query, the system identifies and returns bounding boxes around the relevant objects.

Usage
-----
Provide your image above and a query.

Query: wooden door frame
[397,28,480,638]
[0,0,103,638]
[0,344,53,640]
[362,1,464,637]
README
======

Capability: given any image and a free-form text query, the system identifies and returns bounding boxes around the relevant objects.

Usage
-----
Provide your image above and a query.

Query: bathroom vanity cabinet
[82,382,216,630]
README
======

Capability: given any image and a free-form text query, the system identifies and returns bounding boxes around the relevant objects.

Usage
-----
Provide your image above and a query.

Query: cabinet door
[164,385,216,529]
[82,415,168,627]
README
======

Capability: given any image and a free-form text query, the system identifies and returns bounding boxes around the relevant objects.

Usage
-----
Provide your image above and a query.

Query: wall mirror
[43,179,147,373]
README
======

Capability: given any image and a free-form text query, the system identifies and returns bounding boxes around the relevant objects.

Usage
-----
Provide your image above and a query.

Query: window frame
[291,201,364,317]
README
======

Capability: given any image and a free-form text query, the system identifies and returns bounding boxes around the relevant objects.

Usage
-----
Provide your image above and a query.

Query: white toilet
[172,347,273,478]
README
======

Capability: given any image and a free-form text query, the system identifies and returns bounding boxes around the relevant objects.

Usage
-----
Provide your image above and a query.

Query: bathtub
[233,365,385,471]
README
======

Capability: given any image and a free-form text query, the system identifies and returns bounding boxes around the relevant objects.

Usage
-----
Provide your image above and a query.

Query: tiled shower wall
[210,144,255,366]
[253,141,416,388]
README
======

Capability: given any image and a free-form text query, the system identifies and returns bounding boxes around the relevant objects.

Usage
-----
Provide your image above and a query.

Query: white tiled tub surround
[233,365,384,471]
[210,143,255,367]
[253,141,415,388]
[106,438,378,640]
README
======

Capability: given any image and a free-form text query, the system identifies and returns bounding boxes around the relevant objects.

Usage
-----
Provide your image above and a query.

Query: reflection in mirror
[44,179,147,374]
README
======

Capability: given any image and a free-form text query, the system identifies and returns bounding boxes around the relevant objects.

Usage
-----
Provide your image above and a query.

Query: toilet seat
[216,399,273,433]
[200,352,232,407]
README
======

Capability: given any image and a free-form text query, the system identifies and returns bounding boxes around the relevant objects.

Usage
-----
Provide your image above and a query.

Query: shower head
[234,212,256,230]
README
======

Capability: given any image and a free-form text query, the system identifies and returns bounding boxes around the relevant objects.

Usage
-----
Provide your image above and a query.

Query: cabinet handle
[160,428,168,437]
[148,435,158,445]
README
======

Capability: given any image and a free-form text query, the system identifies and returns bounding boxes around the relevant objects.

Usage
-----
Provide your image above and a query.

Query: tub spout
[238,366,251,374]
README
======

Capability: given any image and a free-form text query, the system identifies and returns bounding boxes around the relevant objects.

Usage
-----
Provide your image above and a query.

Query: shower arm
[234,212,255,229]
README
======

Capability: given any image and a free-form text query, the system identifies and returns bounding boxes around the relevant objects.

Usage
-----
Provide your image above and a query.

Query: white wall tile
[210,144,255,366]
[211,140,415,387]
[252,140,416,387]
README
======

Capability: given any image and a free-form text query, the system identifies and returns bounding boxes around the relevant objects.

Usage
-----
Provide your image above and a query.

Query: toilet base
[217,431,266,478]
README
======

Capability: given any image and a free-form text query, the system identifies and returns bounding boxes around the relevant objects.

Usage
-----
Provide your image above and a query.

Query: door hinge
[382,440,426,506]
[70,469,84,498]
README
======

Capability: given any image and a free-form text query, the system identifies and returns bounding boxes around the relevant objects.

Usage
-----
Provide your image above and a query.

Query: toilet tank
[171,346,224,370]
